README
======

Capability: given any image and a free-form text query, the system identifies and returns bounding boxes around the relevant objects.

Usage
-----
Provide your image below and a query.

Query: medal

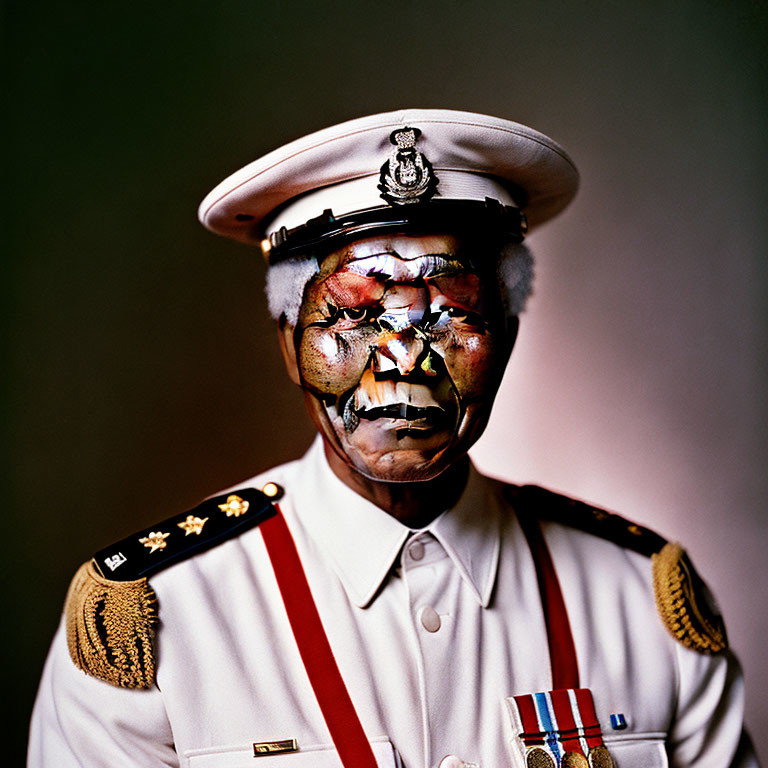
[506,688,615,768]
[561,753,589,768]
[526,747,556,768]
[588,745,615,768]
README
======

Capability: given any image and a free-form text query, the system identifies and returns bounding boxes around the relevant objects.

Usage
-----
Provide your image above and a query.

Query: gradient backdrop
[6,1,767,763]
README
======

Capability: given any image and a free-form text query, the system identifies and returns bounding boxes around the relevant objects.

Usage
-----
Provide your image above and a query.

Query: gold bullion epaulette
[507,484,728,655]
[65,483,284,689]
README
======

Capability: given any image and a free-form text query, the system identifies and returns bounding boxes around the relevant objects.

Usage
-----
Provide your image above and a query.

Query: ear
[277,318,302,387]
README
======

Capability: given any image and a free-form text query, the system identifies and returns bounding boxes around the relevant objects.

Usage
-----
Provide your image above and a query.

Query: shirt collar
[427,465,501,608]
[291,436,501,609]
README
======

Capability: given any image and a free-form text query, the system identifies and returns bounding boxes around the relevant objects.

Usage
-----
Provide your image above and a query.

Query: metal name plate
[253,738,298,757]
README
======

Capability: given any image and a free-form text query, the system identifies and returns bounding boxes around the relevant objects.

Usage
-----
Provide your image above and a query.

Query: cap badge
[378,127,439,205]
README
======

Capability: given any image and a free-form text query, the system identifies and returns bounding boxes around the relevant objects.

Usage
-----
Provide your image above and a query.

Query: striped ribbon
[512,687,606,763]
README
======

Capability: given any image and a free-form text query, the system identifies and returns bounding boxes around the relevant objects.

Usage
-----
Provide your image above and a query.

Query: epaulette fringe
[652,542,727,654]
[65,561,158,688]
[63,486,277,686]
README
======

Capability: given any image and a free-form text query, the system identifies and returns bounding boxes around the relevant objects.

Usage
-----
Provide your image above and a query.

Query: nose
[373,284,441,376]
[372,327,440,377]
[373,329,424,376]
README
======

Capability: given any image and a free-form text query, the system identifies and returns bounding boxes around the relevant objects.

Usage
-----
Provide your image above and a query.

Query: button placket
[403,535,445,636]
[401,532,463,766]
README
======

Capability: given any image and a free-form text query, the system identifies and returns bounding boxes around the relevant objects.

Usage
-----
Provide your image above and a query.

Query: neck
[323,442,470,528]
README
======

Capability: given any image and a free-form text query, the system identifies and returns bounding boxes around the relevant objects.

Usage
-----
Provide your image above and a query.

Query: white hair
[498,241,534,316]
[265,241,534,325]
[265,255,320,325]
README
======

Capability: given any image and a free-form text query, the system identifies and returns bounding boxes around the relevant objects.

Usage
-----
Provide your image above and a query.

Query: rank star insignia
[177,515,209,536]
[218,494,249,517]
[138,531,170,553]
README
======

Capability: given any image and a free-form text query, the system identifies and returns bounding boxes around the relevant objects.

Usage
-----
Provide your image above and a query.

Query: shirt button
[420,605,441,632]
[438,757,465,768]
[408,539,425,561]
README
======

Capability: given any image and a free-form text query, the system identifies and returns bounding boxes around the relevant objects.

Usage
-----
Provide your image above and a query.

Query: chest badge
[506,688,615,768]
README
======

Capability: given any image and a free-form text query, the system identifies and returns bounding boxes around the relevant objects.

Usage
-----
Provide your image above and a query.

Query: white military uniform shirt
[29,437,757,767]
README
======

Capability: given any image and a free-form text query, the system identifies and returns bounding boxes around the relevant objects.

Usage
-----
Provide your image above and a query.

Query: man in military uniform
[29,110,758,767]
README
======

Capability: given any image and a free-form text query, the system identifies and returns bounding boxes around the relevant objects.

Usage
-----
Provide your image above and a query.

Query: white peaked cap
[198,108,579,247]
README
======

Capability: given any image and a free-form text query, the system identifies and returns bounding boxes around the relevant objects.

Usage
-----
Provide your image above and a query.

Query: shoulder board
[93,487,277,581]
[506,483,728,654]
[508,483,667,556]
[66,485,281,689]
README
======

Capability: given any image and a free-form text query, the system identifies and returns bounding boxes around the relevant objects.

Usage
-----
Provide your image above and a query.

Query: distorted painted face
[291,234,512,482]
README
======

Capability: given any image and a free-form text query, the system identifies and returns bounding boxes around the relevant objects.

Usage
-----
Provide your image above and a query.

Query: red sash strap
[516,511,580,690]
[260,507,378,768]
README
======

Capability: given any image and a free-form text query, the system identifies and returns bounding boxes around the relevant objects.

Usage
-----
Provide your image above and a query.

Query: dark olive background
[6,1,767,764]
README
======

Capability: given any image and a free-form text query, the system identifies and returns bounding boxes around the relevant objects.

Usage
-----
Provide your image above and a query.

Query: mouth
[336,376,457,437]
[356,403,450,439]
[357,403,447,422]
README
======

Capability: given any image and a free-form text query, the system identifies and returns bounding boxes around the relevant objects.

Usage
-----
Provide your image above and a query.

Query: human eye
[304,302,379,330]
[338,306,376,322]
[429,305,486,330]
[323,303,382,327]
